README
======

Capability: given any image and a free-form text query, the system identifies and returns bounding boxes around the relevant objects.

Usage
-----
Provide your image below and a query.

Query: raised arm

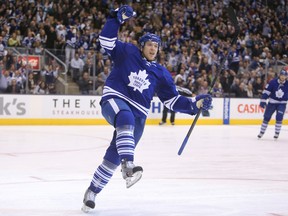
[99,5,136,56]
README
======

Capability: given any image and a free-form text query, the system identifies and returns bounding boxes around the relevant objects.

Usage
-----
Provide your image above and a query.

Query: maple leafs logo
[275,89,284,98]
[128,69,151,93]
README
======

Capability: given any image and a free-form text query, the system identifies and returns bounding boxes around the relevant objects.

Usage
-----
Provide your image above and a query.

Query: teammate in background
[258,66,288,140]
[82,5,212,213]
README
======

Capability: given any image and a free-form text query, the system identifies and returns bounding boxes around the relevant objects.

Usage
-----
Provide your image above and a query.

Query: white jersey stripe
[269,98,287,104]
[108,98,120,114]
[163,95,180,110]
[103,86,150,116]
[99,35,117,41]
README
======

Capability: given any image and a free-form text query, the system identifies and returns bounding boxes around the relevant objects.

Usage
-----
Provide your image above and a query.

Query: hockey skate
[257,132,264,139]
[274,133,279,140]
[121,159,143,188]
[81,188,97,213]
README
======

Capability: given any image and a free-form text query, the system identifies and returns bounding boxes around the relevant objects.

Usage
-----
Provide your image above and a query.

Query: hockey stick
[178,6,240,155]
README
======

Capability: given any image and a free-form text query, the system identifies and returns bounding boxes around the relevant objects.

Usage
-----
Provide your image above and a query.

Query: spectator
[78,71,92,95]
[212,79,223,98]
[33,81,48,94]
[198,56,212,75]
[8,32,21,47]
[65,27,78,67]
[174,68,186,86]
[34,40,44,55]
[0,36,7,61]
[35,29,47,48]
[13,69,26,93]
[55,24,67,50]
[45,25,58,50]
[0,0,287,98]
[22,31,35,54]
[0,61,9,93]
[70,53,84,82]
[167,50,179,71]
[83,58,94,77]
[253,76,264,98]
[27,72,36,94]
[42,65,59,94]
[246,83,254,98]
[6,78,21,94]
[95,66,110,95]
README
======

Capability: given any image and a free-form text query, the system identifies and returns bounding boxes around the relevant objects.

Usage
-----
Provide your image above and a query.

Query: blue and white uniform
[261,78,288,122]
[88,16,210,196]
[65,28,78,67]
[258,71,288,138]
[261,79,288,105]
[99,18,196,119]
[82,6,212,212]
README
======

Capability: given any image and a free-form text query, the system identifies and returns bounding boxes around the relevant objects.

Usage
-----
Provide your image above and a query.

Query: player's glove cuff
[191,94,213,113]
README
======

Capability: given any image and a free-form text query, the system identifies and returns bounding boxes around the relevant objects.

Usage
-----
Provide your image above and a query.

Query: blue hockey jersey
[261,78,288,104]
[99,18,197,118]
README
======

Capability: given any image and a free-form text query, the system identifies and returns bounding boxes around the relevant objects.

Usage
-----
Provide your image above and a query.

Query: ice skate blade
[81,204,92,213]
[126,170,142,188]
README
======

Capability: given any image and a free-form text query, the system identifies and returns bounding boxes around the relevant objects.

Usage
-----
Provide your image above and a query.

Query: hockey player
[258,66,288,140]
[82,5,212,212]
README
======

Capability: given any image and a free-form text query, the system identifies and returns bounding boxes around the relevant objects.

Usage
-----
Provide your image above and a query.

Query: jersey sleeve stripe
[163,95,181,110]
[262,89,271,95]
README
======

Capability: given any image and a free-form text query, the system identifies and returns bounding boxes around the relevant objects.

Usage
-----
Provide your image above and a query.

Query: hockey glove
[192,94,212,112]
[259,101,266,109]
[112,5,136,24]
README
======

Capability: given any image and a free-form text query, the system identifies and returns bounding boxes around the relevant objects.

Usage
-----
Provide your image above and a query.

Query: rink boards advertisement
[0,95,287,125]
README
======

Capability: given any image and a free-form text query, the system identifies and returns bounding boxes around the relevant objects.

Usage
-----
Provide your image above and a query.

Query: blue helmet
[279,66,288,76]
[139,33,161,47]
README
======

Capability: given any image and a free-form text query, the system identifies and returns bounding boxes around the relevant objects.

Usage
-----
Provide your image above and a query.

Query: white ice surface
[0,125,288,216]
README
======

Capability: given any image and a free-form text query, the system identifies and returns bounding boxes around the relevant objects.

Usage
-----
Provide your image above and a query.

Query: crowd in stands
[0,0,287,97]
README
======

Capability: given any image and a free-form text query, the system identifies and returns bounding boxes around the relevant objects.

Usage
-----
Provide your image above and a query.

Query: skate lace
[126,161,135,169]
[122,161,135,178]
[86,190,96,201]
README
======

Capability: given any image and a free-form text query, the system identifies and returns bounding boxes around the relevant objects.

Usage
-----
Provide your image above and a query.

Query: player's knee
[115,110,135,128]
[276,114,284,122]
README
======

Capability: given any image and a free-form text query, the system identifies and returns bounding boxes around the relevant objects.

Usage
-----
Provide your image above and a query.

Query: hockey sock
[275,121,282,137]
[115,110,135,162]
[116,125,135,162]
[259,120,268,135]
[89,159,118,193]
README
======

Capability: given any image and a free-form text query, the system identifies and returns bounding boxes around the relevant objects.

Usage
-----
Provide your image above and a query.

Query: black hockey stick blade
[178,6,239,156]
